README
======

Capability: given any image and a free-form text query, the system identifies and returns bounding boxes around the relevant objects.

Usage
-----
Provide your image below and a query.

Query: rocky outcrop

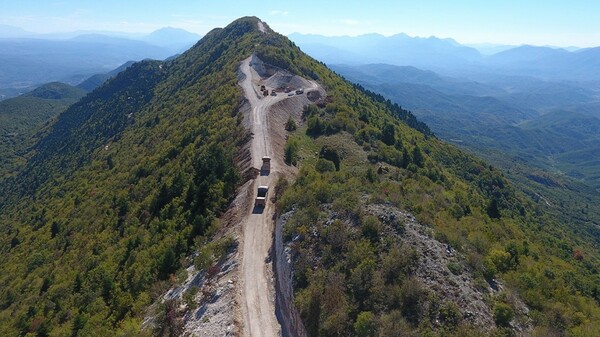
[275,211,308,337]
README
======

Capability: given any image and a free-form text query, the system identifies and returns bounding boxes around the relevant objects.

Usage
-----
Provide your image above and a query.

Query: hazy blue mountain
[333,62,600,188]
[0,25,33,38]
[292,33,600,82]
[0,27,202,99]
[0,37,172,95]
[483,45,600,80]
[289,32,483,70]
[466,43,516,55]
[488,45,571,65]
[143,27,201,49]
[332,63,504,97]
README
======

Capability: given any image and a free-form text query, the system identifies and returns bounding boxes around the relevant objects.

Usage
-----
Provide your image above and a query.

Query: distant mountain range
[0,24,201,44]
[0,26,201,99]
[290,33,600,81]
[332,61,600,189]
[0,60,133,180]
[289,32,481,70]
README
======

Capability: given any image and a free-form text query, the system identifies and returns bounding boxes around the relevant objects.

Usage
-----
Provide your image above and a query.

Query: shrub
[285,116,297,131]
[284,139,299,166]
[361,216,382,244]
[448,262,462,275]
[307,116,325,136]
[381,124,396,146]
[488,249,514,273]
[439,301,461,328]
[354,311,376,337]
[319,145,341,171]
[183,286,199,310]
[494,302,514,327]
[155,298,183,337]
[315,158,336,173]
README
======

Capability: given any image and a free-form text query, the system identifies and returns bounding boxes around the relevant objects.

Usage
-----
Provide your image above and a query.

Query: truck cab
[255,186,269,208]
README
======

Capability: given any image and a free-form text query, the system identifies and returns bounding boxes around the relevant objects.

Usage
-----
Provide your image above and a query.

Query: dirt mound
[250,53,313,92]
[264,72,312,91]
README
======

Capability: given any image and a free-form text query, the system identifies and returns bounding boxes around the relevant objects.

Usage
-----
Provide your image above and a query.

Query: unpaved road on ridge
[238,57,291,337]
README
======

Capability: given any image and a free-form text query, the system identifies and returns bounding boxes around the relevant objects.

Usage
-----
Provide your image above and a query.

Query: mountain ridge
[0,16,599,336]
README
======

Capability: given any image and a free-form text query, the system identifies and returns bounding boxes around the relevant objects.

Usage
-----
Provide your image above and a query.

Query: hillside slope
[0,18,260,336]
[0,17,598,337]
[0,82,85,180]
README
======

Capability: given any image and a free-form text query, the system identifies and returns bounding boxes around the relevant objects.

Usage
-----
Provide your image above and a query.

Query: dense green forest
[0,18,260,336]
[0,82,85,181]
[0,16,599,337]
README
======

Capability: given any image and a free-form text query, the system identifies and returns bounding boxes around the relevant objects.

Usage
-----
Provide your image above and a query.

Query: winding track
[238,52,319,337]
[238,57,286,337]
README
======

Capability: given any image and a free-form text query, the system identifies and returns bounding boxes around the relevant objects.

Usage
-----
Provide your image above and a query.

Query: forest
[0,16,598,337]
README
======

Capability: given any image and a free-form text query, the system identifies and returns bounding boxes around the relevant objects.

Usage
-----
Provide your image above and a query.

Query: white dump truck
[255,186,269,207]
[261,156,271,173]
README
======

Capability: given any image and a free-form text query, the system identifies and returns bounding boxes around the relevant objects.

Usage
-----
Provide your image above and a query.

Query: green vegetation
[284,138,299,166]
[334,65,600,253]
[0,16,599,337]
[285,115,297,131]
[0,82,85,180]
[0,17,265,336]
[260,28,600,336]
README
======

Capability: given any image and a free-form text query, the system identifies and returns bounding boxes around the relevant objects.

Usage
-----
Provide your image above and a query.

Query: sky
[1,0,599,47]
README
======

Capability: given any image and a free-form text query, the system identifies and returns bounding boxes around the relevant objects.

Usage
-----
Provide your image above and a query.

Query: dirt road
[238,57,287,337]
[238,53,320,337]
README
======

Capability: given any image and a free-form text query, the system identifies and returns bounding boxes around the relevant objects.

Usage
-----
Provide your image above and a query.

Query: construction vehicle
[255,186,269,207]
[261,156,271,174]
[295,89,304,95]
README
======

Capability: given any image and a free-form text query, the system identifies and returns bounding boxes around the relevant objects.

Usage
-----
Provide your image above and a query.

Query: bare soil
[237,55,322,337]
[147,48,323,337]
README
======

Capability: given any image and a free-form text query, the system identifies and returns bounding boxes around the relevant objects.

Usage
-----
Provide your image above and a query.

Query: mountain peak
[224,16,272,35]
[144,27,201,47]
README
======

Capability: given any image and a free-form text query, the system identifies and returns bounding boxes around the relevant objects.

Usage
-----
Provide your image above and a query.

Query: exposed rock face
[278,201,532,335]
[275,211,309,337]
[367,203,531,333]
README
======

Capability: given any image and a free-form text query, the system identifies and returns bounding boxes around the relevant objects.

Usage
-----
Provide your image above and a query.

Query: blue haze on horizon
[1,0,599,47]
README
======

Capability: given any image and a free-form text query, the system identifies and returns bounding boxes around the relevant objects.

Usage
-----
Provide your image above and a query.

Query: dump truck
[261,156,271,173]
[270,91,277,96]
[255,186,269,207]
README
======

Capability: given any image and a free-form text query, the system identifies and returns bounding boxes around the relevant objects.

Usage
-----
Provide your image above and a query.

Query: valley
[0,13,600,337]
